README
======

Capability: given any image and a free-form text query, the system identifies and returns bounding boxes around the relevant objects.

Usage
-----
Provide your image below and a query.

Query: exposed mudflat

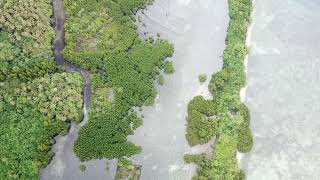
[129,0,229,179]
[241,0,320,179]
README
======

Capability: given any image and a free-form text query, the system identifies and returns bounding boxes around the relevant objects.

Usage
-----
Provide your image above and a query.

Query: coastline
[240,0,255,103]
[238,0,255,164]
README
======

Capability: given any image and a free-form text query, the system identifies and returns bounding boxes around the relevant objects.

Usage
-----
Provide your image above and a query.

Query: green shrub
[148,36,154,43]
[158,75,165,85]
[237,170,246,180]
[115,158,140,180]
[237,127,253,153]
[163,61,174,74]
[198,74,207,83]
[185,96,219,145]
[17,73,84,122]
[79,164,86,172]
[184,153,207,164]
[0,0,54,54]
[190,135,241,180]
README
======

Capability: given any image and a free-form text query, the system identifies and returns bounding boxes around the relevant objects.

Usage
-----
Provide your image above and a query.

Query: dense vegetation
[158,75,165,86]
[115,158,141,180]
[0,0,54,54]
[0,0,55,82]
[0,0,84,179]
[17,73,84,122]
[198,73,207,83]
[64,0,174,160]
[184,0,253,179]
[0,68,83,180]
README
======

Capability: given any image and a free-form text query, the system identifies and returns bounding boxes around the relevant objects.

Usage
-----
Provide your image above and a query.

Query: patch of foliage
[0,106,66,179]
[198,73,207,83]
[158,75,165,86]
[69,0,174,160]
[75,74,143,160]
[185,96,218,146]
[79,164,86,172]
[16,73,84,122]
[0,0,54,54]
[163,61,175,74]
[187,135,242,180]
[0,30,56,83]
[183,153,207,164]
[115,158,141,180]
[184,0,253,179]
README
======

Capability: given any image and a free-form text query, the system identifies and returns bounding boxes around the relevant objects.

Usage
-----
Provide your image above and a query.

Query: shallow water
[41,0,229,179]
[129,0,229,179]
[241,0,320,179]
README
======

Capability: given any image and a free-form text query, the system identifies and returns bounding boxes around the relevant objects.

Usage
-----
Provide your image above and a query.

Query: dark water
[241,0,320,179]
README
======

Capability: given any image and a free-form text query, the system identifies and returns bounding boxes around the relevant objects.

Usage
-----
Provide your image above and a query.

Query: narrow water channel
[129,0,229,179]
[40,0,117,179]
[242,0,320,179]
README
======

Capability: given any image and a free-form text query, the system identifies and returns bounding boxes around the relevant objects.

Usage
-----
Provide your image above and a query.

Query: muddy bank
[129,0,229,179]
[40,0,116,179]
[241,0,320,179]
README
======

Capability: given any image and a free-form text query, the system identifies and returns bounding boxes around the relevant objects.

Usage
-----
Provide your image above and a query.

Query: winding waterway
[241,0,320,179]
[129,0,229,179]
[40,0,118,179]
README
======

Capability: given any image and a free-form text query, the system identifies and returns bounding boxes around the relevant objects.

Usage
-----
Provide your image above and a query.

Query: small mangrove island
[184,0,253,179]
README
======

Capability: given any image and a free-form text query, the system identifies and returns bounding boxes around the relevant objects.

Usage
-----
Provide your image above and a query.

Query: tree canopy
[0,0,84,179]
